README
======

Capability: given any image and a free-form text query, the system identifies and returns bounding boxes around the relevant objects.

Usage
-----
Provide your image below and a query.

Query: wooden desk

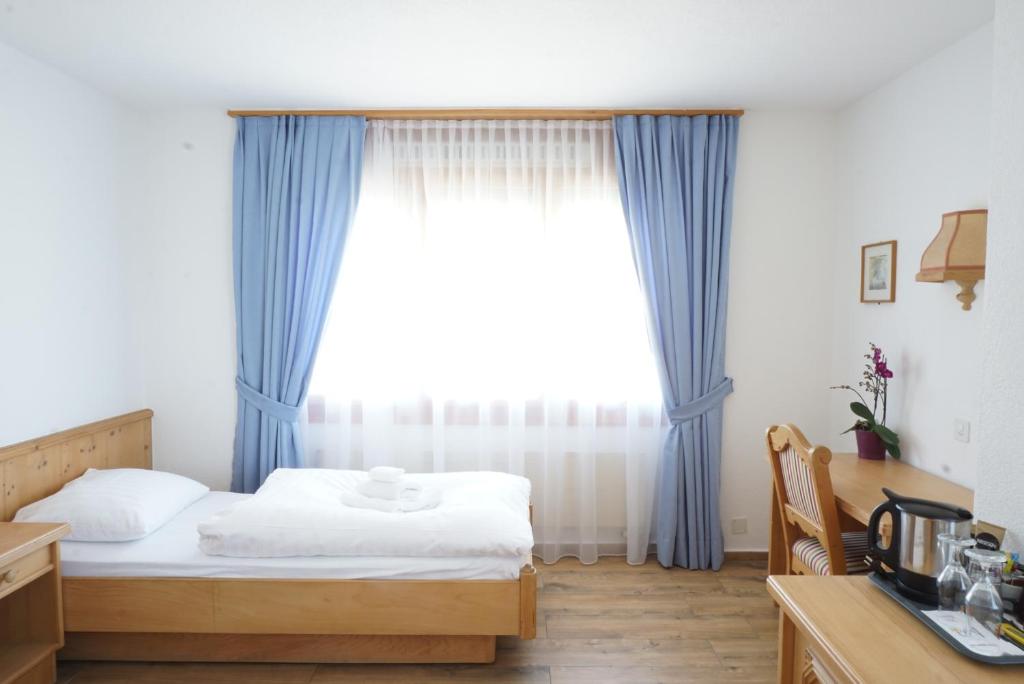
[768,575,1024,683]
[769,453,974,574]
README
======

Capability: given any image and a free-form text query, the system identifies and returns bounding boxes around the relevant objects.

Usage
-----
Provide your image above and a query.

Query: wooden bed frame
[0,410,537,664]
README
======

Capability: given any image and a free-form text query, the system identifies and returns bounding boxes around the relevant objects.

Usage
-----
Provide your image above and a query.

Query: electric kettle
[867,487,973,603]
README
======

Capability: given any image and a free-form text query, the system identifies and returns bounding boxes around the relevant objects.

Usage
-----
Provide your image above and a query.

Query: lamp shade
[916,210,987,282]
[915,209,987,310]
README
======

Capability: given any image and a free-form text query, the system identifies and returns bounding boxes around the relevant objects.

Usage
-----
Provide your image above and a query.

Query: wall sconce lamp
[915,209,987,311]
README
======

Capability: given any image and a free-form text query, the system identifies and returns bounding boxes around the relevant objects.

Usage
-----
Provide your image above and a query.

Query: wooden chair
[766,424,870,576]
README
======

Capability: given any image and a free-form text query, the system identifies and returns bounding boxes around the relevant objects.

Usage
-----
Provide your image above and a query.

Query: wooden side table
[0,522,70,684]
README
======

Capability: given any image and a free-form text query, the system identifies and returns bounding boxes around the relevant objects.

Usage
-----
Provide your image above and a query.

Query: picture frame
[860,240,897,303]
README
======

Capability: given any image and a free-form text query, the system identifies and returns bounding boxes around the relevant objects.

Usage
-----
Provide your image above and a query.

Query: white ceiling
[0,0,994,112]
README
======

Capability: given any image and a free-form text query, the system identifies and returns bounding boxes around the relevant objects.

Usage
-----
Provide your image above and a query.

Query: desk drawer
[0,545,53,600]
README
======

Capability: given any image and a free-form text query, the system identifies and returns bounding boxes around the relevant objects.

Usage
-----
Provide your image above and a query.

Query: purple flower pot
[855,429,886,460]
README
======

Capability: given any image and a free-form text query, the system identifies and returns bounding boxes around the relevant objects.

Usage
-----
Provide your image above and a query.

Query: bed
[0,410,537,664]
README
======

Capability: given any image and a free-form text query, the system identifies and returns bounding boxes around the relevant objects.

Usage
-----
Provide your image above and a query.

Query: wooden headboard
[0,409,152,521]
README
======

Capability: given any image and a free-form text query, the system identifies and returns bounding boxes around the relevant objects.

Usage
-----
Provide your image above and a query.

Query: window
[305,120,663,563]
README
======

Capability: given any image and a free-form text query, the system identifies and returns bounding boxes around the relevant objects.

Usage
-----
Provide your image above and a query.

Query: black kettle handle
[868,489,900,568]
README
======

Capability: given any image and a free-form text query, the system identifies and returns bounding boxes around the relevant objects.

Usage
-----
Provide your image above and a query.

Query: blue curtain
[231,115,366,493]
[613,114,739,570]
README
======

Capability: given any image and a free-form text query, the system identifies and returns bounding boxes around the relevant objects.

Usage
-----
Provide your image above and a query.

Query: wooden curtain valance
[227,108,744,119]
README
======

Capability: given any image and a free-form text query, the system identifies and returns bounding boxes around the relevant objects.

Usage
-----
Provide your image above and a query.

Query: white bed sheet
[198,469,534,559]
[60,492,528,580]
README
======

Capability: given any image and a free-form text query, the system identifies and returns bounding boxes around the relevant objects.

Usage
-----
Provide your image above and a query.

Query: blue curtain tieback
[235,376,301,423]
[666,377,734,424]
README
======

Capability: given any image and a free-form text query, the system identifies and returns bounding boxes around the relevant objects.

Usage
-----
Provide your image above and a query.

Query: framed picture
[860,240,897,303]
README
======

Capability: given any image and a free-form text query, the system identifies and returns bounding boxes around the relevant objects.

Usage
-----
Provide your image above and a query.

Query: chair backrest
[765,424,846,575]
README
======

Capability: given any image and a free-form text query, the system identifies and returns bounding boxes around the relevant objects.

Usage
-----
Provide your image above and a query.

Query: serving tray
[869,570,1024,665]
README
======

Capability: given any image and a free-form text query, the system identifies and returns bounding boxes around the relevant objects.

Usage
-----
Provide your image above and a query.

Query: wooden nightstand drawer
[0,545,52,600]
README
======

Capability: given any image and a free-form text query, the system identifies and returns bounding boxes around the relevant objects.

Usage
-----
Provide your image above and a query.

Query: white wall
[722,111,836,551]
[0,41,234,488]
[976,1,1024,549]
[130,110,237,490]
[826,25,993,488]
[0,41,144,444]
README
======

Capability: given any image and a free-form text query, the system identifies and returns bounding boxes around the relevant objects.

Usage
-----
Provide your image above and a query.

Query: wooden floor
[57,558,778,683]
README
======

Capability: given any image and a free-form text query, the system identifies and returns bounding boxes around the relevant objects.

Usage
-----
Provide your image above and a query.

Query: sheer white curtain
[304,120,665,564]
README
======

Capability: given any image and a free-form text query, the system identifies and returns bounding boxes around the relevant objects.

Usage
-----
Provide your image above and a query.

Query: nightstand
[0,522,69,684]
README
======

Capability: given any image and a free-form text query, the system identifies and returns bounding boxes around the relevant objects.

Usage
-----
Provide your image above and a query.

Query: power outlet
[730,517,748,535]
[954,418,971,443]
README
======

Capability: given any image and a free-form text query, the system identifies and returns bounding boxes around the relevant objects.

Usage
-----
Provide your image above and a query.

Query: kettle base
[893,576,940,607]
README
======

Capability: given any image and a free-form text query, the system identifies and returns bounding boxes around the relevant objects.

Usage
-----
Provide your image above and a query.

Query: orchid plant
[830,342,901,458]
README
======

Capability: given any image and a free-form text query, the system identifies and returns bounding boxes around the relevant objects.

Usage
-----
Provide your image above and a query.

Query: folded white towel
[368,466,406,483]
[341,488,441,513]
[358,479,423,501]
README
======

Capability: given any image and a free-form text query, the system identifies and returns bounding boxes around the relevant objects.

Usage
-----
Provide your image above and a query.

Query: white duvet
[197,469,533,559]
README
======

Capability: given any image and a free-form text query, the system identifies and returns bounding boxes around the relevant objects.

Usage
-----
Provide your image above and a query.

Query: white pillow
[13,468,209,541]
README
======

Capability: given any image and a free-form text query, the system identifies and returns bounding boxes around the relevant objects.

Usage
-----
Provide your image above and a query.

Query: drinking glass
[967,548,1006,583]
[936,533,974,614]
[964,548,1006,637]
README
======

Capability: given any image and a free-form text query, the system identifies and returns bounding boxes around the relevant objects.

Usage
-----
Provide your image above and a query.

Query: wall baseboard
[723,550,769,561]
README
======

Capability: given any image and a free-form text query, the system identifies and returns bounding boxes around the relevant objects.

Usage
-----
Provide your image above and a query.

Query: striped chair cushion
[792,531,871,576]
[779,447,823,526]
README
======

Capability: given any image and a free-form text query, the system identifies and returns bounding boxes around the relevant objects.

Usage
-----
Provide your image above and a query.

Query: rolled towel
[368,466,405,483]
[341,488,441,513]
[358,479,422,501]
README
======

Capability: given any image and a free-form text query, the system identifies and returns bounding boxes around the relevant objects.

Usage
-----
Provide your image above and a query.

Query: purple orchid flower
[831,343,899,457]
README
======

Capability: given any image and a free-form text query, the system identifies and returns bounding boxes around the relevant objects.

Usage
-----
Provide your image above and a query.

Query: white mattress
[59,492,527,580]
